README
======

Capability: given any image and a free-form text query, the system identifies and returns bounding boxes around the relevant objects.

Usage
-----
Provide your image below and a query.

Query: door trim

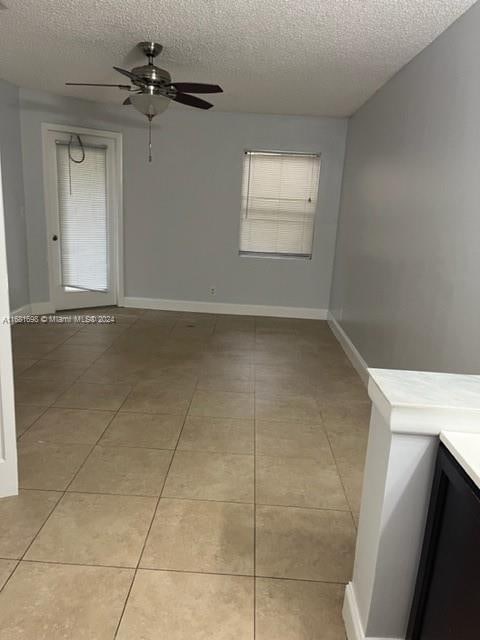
[0,153,18,497]
[41,123,124,310]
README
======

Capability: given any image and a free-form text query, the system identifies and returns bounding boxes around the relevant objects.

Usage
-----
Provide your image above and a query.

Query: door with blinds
[44,129,118,310]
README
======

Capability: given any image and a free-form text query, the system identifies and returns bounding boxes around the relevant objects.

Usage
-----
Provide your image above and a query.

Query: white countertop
[440,431,480,489]
[369,369,480,411]
[367,369,480,435]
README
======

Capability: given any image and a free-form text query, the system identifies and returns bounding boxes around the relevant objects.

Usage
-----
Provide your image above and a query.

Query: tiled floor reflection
[0,307,371,639]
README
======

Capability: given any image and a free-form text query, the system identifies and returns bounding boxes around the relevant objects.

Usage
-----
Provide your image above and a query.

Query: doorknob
[52,235,58,241]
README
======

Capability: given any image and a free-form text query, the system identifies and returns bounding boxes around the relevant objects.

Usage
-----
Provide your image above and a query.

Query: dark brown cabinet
[407,443,480,639]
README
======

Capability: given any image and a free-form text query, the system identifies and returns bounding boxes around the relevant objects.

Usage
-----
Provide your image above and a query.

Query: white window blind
[56,142,108,292]
[239,151,321,258]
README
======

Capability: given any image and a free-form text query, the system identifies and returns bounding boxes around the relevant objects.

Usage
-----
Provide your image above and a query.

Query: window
[239,150,321,258]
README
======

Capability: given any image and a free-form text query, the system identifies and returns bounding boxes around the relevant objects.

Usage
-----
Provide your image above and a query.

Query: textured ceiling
[0,0,476,117]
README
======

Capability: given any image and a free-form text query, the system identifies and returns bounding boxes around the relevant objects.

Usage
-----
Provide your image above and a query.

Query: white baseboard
[30,302,55,315]
[10,302,55,318]
[343,583,399,640]
[11,297,328,321]
[343,583,366,640]
[10,303,30,317]
[123,296,328,320]
[327,312,369,386]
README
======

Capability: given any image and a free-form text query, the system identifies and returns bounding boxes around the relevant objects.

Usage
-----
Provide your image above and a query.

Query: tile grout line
[16,485,353,512]
[112,313,208,639]
[15,404,51,441]
[318,406,356,518]
[0,559,21,595]
[16,406,121,565]
[44,314,167,494]
[320,417,357,526]
[14,322,88,440]
[15,487,354,521]
[15,315,131,441]
[1,555,351,586]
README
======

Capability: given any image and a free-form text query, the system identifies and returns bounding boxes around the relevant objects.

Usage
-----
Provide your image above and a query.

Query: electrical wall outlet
[209,287,216,296]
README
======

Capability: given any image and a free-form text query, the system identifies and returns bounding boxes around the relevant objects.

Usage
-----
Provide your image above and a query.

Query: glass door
[44,129,117,310]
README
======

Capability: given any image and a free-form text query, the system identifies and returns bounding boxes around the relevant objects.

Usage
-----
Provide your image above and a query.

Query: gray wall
[330,1,480,374]
[19,88,347,309]
[0,80,29,311]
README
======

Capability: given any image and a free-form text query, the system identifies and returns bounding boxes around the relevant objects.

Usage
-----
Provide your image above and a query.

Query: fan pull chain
[148,116,153,162]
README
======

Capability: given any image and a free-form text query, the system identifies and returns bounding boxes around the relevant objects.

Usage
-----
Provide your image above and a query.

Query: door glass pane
[56,143,108,292]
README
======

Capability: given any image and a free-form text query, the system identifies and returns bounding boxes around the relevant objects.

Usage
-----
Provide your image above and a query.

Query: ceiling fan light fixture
[65,41,222,162]
[130,92,170,118]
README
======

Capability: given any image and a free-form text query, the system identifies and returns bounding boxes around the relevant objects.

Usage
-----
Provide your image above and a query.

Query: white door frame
[41,123,124,310]
[0,153,18,497]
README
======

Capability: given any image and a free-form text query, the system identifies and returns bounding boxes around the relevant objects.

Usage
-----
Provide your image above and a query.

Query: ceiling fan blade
[172,92,213,110]
[66,82,131,89]
[123,97,132,105]
[170,83,223,94]
[113,66,145,84]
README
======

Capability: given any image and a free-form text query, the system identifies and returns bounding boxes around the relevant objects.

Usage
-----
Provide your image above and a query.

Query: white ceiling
[0,0,476,117]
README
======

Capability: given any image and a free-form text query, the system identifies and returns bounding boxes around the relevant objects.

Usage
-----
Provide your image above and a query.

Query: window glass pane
[239,151,321,257]
[56,143,108,292]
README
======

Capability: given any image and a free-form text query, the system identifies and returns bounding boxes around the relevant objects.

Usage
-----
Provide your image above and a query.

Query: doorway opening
[42,124,123,311]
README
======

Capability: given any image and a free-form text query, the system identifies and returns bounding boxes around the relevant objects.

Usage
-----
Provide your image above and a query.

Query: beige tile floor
[0,307,371,639]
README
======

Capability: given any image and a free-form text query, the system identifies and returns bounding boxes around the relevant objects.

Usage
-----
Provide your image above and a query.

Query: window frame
[238,149,322,261]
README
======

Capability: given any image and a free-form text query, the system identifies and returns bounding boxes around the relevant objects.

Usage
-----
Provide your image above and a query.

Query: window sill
[239,251,312,261]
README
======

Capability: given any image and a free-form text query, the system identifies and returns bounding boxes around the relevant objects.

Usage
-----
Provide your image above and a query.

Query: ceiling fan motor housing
[131,64,172,88]
[133,43,175,96]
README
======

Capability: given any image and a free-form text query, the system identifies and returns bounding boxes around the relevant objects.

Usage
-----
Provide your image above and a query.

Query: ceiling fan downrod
[139,41,163,64]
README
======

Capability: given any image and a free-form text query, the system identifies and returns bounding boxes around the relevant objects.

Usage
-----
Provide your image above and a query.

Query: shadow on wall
[19,99,149,131]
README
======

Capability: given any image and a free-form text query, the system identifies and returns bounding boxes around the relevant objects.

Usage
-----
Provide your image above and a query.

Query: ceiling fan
[66,41,223,161]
